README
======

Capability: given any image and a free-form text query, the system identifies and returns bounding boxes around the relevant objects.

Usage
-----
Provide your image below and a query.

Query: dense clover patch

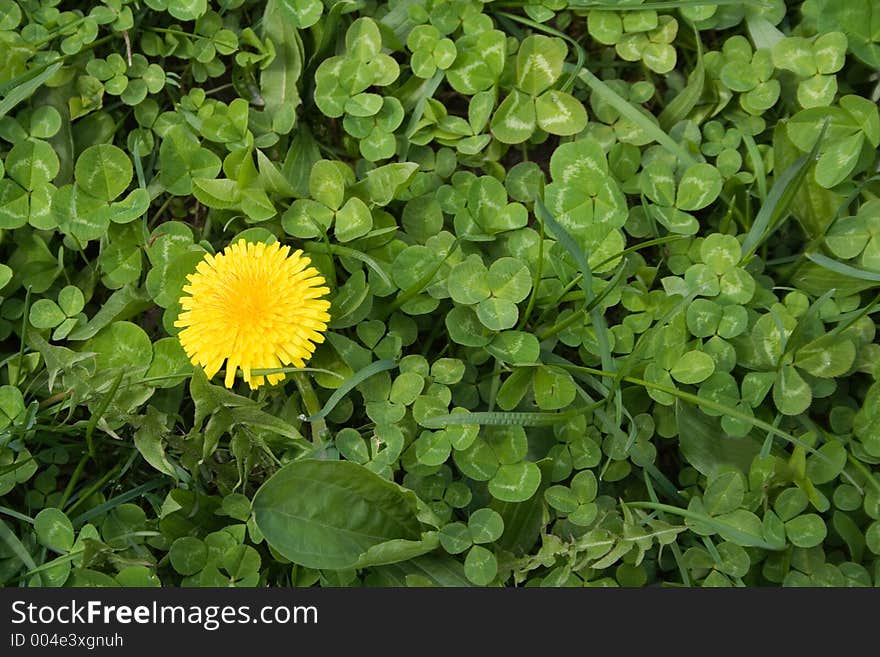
[0,0,878,588]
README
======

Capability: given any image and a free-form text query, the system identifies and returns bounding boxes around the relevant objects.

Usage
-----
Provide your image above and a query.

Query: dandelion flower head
[175,239,331,389]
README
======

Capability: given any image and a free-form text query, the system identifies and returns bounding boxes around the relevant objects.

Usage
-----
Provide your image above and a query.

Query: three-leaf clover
[407,25,457,78]
[29,286,86,340]
[314,18,399,119]
[447,256,532,331]
[825,200,880,271]
[787,95,880,188]
[615,14,679,74]
[491,35,587,144]
[640,162,723,236]
[282,160,372,242]
[772,32,847,108]
[719,36,780,116]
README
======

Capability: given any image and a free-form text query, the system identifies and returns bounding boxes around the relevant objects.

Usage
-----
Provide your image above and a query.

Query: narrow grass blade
[85,371,124,458]
[421,407,591,429]
[0,506,34,524]
[0,518,39,583]
[658,28,704,131]
[577,68,698,165]
[627,502,779,550]
[805,253,880,283]
[72,479,166,526]
[303,359,397,422]
[250,366,345,379]
[305,243,393,288]
[741,122,827,261]
[0,61,62,119]
[535,197,616,374]
[741,132,767,201]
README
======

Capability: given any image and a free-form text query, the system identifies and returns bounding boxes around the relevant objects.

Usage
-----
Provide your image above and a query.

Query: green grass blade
[535,197,616,375]
[305,243,393,288]
[805,253,880,283]
[0,61,62,119]
[85,371,124,459]
[303,359,397,422]
[71,479,166,526]
[741,132,767,202]
[626,502,779,550]
[740,122,827,262]
[250,366,345,379]
[421,407,592,429]
[577,68,698,165]
[0,518,39,583]
[658,27,704,131]
[0,505,35,524]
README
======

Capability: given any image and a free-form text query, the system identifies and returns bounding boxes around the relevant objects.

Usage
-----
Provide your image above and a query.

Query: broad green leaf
[34,508,74,553]
[346,17,382,61]
[485,331,540,364]
[794,336,856,378]
[334,197,372,242]
[587,11,622,45]
[535,90,587,136]
[463,545,497,585]
[447,31,506,95]
[29,299,65,329]
[641,161,676,207]
[158,126,221,196]
[6,139,59,190]
[773,364,812,416]
[805,441,847,485]
[82,321,153,372]
[797,74,837,109]
[815,132,863,189]
[448,256,490,305]
[476,297,518,331]
[488,462,541,503]
[491,90,536,145]
[772,37,816,77]
[516,35,566,96]
[676,403,761,476]
[468,508,504,544]
[549,136,607,184]
[133,407,177,477]
[487,258,531,302]
[670,350,716,384]
[252,460,422,570]
[439,522,472,554]
[704,471,746,516]
[145,337,193,388]
[676,163,723,211]
[533,366,576,411]
[643,43,676,74]
[169,537,207,575]
[74,144,132,202]
[785,513,827,548]
[167,0,206,21]
[701,234,741,274]
[278,0,322,29]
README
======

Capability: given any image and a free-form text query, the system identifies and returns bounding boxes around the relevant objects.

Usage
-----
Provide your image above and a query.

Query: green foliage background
[1,0,880,587]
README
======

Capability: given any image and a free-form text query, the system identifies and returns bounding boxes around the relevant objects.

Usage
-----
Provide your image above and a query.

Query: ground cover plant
[1,0,879,588]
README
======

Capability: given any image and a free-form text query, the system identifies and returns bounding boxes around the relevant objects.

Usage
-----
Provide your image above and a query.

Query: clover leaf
[491,35,586,144]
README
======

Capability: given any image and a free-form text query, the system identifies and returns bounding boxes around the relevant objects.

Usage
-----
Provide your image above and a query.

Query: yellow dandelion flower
[175,239,331,389]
